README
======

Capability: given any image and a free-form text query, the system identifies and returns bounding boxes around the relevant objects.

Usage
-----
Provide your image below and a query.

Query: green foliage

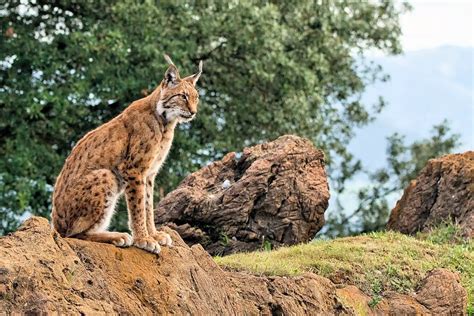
[262,239,272,252]
[1,1,410,234]
[323,120,461,237]
[219,232,230,247]
[368,295,382,308]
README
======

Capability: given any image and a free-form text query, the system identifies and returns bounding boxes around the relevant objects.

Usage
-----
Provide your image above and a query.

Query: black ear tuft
[164,65,179,87]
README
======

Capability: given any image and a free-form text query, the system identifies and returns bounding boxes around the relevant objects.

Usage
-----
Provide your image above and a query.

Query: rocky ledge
[0,217,467,315]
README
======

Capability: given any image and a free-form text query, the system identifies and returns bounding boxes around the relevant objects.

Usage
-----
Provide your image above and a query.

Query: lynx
[51,55,202,254]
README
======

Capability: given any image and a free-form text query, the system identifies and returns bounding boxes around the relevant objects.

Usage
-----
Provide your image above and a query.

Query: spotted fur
[51,55,202,254]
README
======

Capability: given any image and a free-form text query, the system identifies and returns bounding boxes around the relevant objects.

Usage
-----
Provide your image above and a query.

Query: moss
[215,228,473,308]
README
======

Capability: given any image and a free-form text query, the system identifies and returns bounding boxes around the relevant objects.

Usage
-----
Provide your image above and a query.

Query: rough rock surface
[155,135,330,255]
[415,269,467,315]
[0,217,467,315]
[0,217,348,315]
[336,269,467,315]
[387,151,474,237]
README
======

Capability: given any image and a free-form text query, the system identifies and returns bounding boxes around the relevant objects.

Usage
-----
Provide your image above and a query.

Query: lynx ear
[163,54,180,87]
[164,54,175,67]
[188,60,203,86]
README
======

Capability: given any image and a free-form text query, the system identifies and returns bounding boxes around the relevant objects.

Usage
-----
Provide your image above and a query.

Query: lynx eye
[180,94,188,101]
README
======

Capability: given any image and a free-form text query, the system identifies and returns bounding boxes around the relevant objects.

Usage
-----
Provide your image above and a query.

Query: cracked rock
[155,135,329,255]
[387,151,474,237]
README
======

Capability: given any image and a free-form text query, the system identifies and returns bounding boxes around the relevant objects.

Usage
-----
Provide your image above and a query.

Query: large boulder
[155,135,329,255]
[387,151,474,237]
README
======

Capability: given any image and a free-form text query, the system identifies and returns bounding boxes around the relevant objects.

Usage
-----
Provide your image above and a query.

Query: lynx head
[157,55,202,124]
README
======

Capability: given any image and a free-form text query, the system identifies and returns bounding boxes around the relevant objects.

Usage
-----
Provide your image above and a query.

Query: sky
[379,0,473,149]
[352,0,474,162]
[400,0,473,51]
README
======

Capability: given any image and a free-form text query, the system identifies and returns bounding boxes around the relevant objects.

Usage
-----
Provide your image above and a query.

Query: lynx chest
[147,124,176,177]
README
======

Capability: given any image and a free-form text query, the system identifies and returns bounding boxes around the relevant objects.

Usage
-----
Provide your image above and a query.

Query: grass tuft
[417,221,470,246]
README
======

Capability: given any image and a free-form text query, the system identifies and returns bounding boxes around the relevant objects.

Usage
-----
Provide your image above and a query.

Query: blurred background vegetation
[0,1,460,236]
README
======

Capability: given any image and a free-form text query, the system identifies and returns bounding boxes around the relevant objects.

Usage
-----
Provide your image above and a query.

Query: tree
[322,120,461,238]
[1,1,410,234]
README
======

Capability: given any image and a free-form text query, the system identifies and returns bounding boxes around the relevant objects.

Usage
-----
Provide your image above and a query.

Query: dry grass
[215,226,473,310]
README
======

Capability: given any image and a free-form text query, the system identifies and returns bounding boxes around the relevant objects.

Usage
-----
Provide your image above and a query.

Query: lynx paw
[112,233,133,247]
[151,231,173,247]
[134,236,161,254]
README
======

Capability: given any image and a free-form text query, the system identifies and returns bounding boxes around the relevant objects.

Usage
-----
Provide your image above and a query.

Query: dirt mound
[1,217,467,315]
[387,151,474,237]
[155,135,329,255]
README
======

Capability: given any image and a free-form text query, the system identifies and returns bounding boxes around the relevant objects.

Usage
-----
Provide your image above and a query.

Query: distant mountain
[349,45,473,169]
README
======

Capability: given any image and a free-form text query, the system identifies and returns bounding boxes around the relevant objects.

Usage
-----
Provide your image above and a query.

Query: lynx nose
[189,110,196,115]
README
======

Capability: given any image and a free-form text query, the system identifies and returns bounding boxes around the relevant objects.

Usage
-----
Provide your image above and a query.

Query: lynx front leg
[145,174,172,247]
[125,174,161,254]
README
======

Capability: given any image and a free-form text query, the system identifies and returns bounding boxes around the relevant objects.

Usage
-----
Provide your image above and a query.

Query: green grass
[416,221,469,245]
[215,226,473,309]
